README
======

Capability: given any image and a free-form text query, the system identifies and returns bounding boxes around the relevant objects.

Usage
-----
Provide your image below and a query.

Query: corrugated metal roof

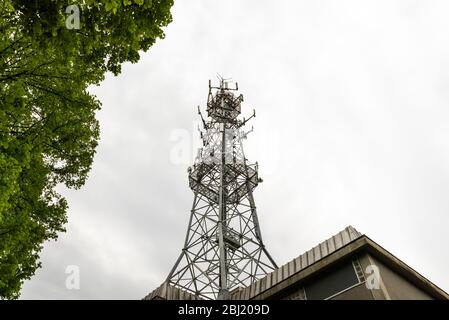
[230,225,362,300]
[143,282,203,300]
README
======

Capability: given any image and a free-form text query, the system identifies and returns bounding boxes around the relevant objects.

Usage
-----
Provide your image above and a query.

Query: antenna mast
[166,79,277,299]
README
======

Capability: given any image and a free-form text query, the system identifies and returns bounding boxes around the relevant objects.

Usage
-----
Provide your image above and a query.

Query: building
[144,226,449,300]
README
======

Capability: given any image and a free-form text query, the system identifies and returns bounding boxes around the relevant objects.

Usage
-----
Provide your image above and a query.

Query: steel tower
[166,79,277,299]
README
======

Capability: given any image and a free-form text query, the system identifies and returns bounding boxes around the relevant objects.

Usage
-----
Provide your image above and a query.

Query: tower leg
[217,122,229,298]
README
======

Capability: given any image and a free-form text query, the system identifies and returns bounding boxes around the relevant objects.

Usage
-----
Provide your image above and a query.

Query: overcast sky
[21,0,449,299]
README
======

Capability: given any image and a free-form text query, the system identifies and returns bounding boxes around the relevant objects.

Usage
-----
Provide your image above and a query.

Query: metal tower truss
[166,79,277,299]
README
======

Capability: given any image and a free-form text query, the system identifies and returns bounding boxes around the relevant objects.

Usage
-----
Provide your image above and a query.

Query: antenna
[239,109,256,128]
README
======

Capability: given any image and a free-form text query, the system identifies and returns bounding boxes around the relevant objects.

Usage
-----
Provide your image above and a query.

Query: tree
[0,0,173,299]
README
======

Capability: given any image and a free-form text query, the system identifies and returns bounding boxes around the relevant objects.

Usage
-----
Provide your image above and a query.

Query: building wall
[267,251,435,300]
[330,282,374,300]
[369,255,433,300]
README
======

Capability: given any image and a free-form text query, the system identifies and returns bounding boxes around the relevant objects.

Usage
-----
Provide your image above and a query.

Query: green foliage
[0,0,173,299]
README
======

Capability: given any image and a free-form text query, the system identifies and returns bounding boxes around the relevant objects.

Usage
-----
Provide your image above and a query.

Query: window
[303,261,361,300]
